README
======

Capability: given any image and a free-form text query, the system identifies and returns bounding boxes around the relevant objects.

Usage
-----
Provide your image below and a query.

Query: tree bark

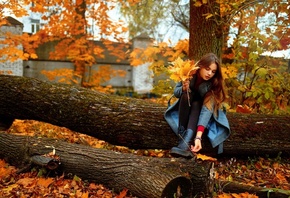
[0,75,290,157]
[0,132,213,198]
[219,180,290,198]
[189,0,223,60]
[2,132,289,198]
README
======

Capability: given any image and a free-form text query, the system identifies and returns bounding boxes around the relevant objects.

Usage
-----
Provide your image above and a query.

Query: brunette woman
[164,53,230,158]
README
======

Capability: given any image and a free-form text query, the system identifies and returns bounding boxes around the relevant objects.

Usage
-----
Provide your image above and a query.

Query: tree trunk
[189,0,223,60]
[2,132,289,198]
[0,132,213,198]
[0,75,290,157]
[219,181,290,198]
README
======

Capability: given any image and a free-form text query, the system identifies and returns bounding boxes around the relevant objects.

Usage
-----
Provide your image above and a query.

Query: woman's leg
[187,100,202,133]
[178,92,191,132]
[170,93,196,158]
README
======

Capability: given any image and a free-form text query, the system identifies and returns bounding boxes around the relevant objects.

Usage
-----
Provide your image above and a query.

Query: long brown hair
[197,53,226,113]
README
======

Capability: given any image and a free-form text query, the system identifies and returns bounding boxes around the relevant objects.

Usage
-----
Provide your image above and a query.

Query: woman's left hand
[191,139,202,153]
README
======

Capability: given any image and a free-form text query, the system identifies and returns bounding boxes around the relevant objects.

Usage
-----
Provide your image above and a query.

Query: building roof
[5,16,23,26]
[34,39,132,65]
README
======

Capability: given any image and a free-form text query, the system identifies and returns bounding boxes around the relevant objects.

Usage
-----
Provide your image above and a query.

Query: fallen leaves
[0,159,129,198]
[215,157,290,190]
[37,177,54,188]
[216,192,258,198]
[2,119,290,197]
[0,160,16,180]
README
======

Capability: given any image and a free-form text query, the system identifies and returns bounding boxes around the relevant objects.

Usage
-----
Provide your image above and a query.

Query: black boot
[170,129,194,158]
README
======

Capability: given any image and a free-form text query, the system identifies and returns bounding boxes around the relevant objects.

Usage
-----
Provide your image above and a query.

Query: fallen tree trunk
[0,75,290,157]
[219,181,290,198]
[0,132,213,198]
[2,132,290,198]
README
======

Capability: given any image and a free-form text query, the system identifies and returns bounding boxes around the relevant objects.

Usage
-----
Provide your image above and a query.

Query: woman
[164,53,230,158]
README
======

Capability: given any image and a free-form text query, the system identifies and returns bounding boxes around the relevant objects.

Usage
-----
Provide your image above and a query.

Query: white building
[0,17,23,76]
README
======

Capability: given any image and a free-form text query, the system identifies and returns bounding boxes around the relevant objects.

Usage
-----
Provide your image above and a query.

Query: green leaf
[246,91,252,97]
[73,175,81,182]
[253,91,258,98]
[257,68,268,77]
[265,91,270,100]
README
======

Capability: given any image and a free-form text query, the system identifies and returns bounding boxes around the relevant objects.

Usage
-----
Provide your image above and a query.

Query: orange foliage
[41,65,126,93]
[236,105,252,114]
[279,36,290,50]
[0,0,129,89]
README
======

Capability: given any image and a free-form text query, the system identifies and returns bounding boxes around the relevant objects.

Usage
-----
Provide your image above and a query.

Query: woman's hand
[182,79,190,91]
[191,131,203,153]
[191,139,202,153]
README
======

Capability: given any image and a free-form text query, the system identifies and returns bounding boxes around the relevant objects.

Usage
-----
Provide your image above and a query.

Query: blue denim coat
[164,81,230,154]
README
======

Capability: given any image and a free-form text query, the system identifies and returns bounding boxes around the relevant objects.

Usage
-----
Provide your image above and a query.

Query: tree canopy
[0,0,289,113]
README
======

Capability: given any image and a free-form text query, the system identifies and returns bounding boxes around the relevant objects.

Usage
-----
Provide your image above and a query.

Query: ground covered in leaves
[1,119,290,198]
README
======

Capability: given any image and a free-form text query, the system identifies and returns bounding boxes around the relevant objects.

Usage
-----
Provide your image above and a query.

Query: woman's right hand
[182,79,190,91]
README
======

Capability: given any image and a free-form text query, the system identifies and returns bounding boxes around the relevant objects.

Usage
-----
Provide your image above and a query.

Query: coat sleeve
[173,81,183,98]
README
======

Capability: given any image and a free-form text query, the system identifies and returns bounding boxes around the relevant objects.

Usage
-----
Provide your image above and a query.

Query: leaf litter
[0,119,289,197]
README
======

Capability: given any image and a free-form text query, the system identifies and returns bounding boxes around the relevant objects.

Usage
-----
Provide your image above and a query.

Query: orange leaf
[232,193,241,198]
[16,178,36,188]
[0,167,12,179]
[196,153,217,161]
[37,177,54,188]
[96,189,104,195]
[236,105,252,113]
[276,173,288,184]
[116,189,128,198]
[194,1,202,7]
[30,53,38,59]
[81,191,89,198]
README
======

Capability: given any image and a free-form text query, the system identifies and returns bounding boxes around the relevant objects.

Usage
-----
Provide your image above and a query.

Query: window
[31,23,40,33]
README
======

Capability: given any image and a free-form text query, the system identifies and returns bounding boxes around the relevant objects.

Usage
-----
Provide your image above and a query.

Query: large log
[0,75,290,157]
[219,181,290,198]
[2,132,289,198]
[0,132,213,198]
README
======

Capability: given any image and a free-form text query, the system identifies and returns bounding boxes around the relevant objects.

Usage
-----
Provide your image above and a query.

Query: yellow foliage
[30,53,38,59]
[93,46,105,58]
[130,58,144,66]
[168,57,199,82]
[194,1,203,7]
[222,65,238,79]
[196,153,217,161]
[174,39,189,54]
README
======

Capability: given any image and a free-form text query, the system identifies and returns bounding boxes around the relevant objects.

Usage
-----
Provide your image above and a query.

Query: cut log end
[161,176,192,198]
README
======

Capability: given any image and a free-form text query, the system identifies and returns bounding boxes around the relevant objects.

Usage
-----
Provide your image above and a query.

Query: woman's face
[199,62,217,81]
